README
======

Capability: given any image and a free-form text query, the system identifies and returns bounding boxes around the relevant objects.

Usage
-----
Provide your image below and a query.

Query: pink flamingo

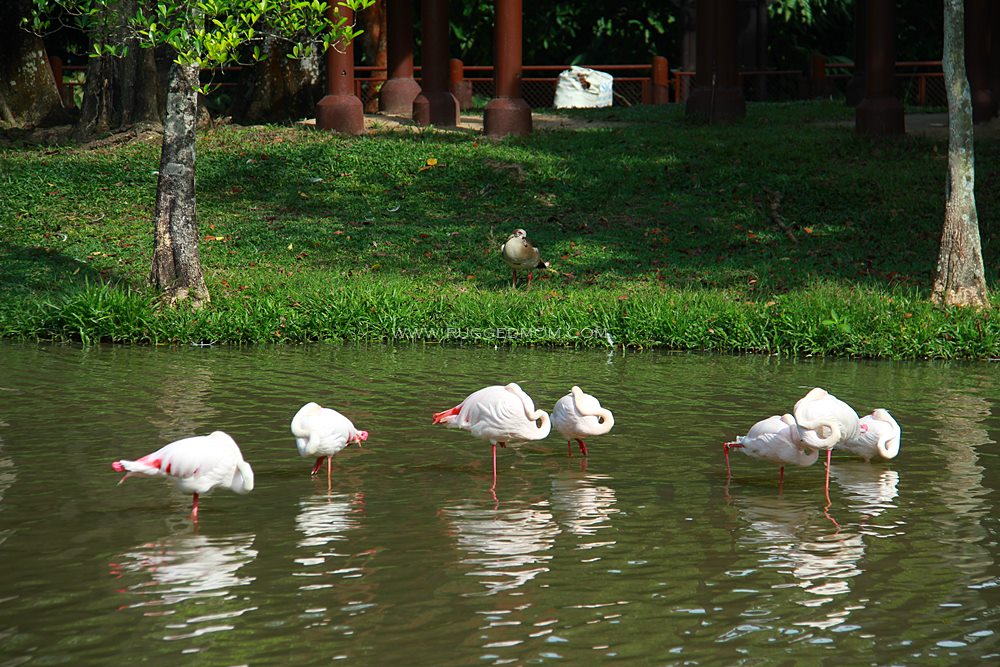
[723,414,819,486]
[551,386,615,457]
[112,431,254,521]
[291,402,369,490]
[433,383,551,489]
[793,387,861,501]
[839,408,901,462]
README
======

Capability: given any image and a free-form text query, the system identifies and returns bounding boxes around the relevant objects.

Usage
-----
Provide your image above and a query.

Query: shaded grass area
[1,101,998,358]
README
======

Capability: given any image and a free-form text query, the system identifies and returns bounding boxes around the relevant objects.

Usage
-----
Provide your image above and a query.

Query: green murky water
[0,342,997,665]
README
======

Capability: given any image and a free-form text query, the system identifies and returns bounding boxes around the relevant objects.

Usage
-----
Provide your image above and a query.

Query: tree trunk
[0,0,68,128]
[74,2,161,141]
[931,0,990,308]
[149,59,210,307]
[229,37,323,123]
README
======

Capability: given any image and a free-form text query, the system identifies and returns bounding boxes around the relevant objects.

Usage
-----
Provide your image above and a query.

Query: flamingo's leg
[490,443,498,490]
[191,493,200,521]
[327,456,333,493]
[567,440,572,457]
[824,449,832,504]
[576,439,588,457]
[311,457,324,475]
[511,270,517,288]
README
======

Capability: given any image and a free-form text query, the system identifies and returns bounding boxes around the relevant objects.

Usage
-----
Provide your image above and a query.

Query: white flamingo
[838,408,901,462]
[723,414,819,485]
[551,386,615,457]
[433,383,551,489]
[112,431,254,520]
[792,387,861,498]
[291,402,369,489]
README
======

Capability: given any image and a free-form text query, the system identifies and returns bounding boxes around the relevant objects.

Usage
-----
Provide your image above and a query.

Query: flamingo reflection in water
[734,495,868,631]
[442,500,560,596]
[108,532,258,634]
[829,463,900,527]
[293,492,367,582]
[549,473,620,548]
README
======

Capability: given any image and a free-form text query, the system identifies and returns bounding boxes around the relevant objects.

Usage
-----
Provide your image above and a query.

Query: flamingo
[838,408,901,462]
[501,229,549,288]
[433,383,551,490]
[792,387,861,499]
[111,431,254,520]
[291,402,369,490]
[551,386,615,457]
[723,414,819,485]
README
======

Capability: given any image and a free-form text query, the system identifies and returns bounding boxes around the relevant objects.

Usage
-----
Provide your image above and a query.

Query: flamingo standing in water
[839,408,901,462]
[433,383,551,489]
[291,402,369,490]
[723,414,819,486]
[792,387,860,499]
[112,431,255,520]
[551,386,615,457]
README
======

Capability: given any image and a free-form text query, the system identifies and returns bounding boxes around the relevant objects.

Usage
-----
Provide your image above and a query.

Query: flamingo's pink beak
[355,431,369,443]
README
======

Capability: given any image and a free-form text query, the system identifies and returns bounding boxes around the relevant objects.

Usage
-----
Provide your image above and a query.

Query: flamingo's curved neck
[797,416,842,448]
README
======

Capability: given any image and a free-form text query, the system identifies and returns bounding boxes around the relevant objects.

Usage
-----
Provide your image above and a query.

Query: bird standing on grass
[291,402,369,491]
[723,414,818,485]
[552,386,615,457]
[433,383,551,490]
[501,228,549,288]
[112,431,255,521]
[839,408,901,462]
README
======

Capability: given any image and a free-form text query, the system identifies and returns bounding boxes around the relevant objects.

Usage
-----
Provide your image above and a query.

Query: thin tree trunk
[931,0,989,308]
[149,59,209,307]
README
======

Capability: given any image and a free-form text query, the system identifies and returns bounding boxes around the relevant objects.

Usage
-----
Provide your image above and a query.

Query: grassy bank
[1,102,998,358]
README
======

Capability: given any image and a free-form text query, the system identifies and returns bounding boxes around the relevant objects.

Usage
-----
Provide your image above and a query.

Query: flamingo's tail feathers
[433,405,462,424]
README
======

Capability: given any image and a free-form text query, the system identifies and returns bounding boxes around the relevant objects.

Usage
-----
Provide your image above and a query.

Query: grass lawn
[0,101,998,357]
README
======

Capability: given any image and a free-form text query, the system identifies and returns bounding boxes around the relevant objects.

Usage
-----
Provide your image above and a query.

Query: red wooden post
[855,0,904,135]
[484,0,532,138]
[651,55,670,104]
[380,0,421,115]
[315,4,364,134]
[450,58,473,110]
[412,0,458,126]
[685,0,745,123]
[846,0,867,107]
[991,2,1000,113]
[966,0,998,122]
[48,56,71,108]
[809,53,833,97]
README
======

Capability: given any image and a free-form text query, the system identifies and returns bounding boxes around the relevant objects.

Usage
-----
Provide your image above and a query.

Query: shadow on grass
[0,242,131,299]
[190,106,998,295]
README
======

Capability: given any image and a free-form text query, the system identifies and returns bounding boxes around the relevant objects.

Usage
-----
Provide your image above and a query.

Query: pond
[0,342,998,665]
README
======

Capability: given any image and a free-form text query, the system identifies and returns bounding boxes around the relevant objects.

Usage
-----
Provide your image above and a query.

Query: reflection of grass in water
[1,101,997,355]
